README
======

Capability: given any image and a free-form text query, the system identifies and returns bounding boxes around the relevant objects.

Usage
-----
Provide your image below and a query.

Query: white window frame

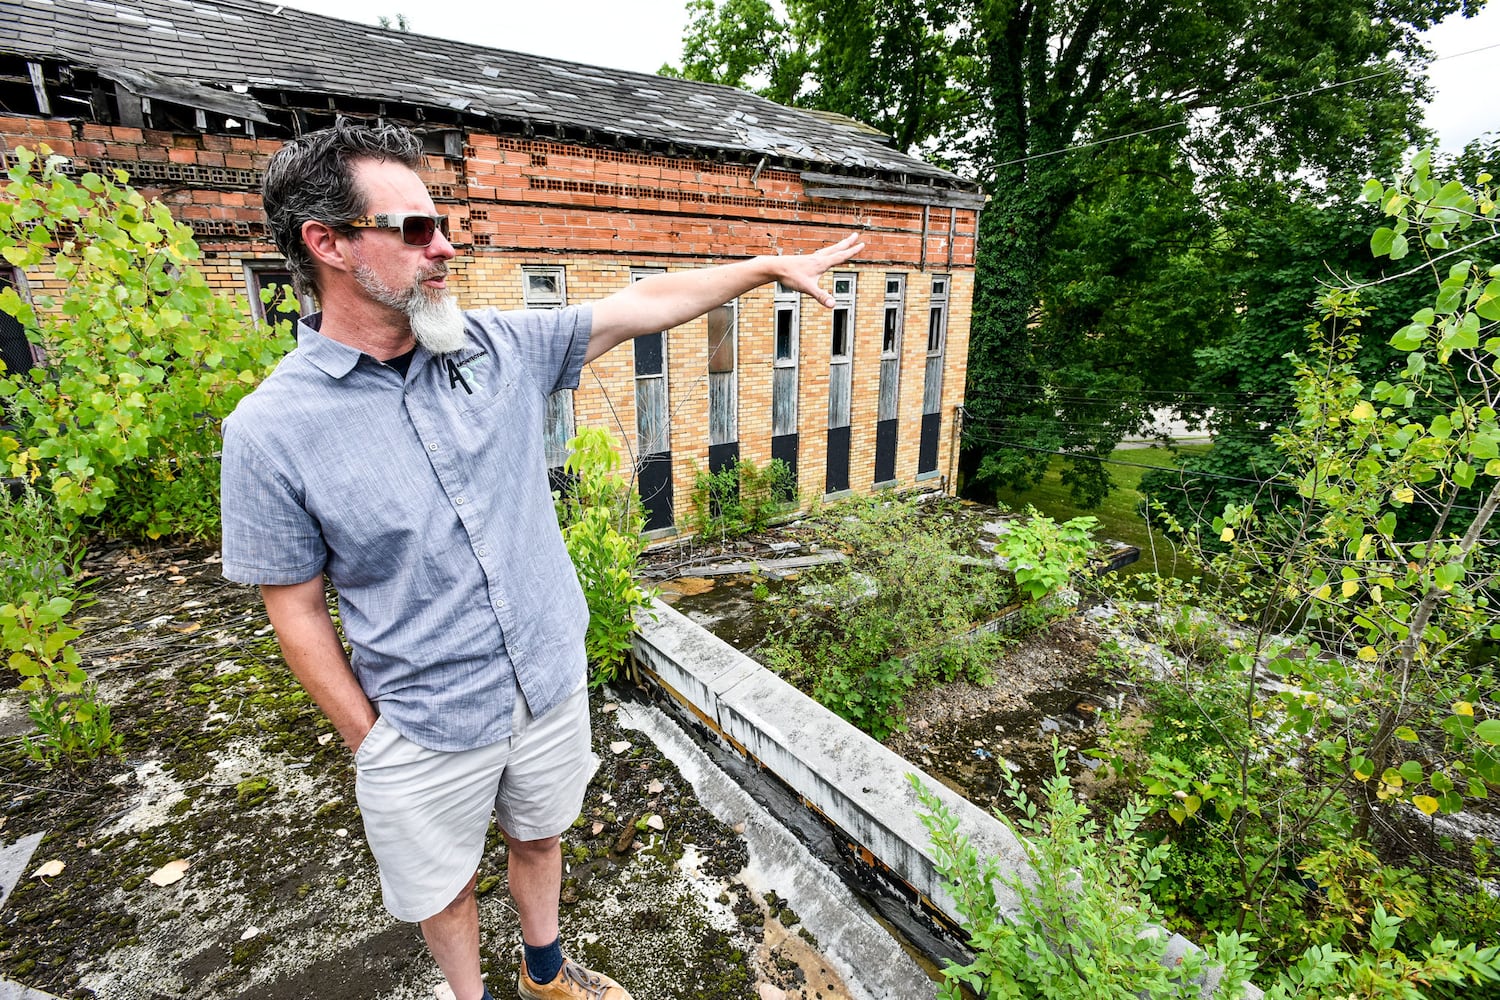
[522,266,567,309]
[773,281,801,368]
[927,274,949,356]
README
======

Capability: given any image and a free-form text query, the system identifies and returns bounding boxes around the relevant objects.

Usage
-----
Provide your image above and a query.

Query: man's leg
[420,872,485,1000]
[505,833,562,947]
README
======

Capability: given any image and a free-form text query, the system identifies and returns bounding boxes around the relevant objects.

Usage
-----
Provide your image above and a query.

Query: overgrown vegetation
[763,495,1036,738]
[0,145,291,760]
[917,744,1500,999]
[0,143,293,539]
[0,486,115,765]
[684,456,797,542]
[991,509,1098,602]
[555,427,657,687]
[1075,157,1500,989]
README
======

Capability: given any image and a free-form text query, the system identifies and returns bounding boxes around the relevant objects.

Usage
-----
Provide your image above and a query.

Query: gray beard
[354,264,467,355]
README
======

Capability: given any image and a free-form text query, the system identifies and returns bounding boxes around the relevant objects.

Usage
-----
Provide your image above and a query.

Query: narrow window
[707,301,738,447]
[523,266,573,471]
[632,268,674,530]
[828,272,855,430]
[824,272,856,494]
[927,274,948,355]
[918,274,949,474]
[874,273,905,484]
[772,281,799,437]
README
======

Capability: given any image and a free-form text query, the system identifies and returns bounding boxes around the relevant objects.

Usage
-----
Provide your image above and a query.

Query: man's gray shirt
[220,305,593,752]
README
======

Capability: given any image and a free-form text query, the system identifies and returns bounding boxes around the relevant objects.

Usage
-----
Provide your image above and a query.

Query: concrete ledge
[635,599,1029,925]
[632,598,1261,999]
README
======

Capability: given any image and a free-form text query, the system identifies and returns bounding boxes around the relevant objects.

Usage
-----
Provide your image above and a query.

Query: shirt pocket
[439,349,513,416]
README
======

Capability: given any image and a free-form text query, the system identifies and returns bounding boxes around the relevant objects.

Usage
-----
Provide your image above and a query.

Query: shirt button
[455,496,466,505]
[494,599,505,609]
[476,546,489,557]
[428,443,439,452]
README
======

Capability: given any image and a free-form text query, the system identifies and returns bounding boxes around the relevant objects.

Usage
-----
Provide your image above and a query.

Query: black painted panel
[637,451,674,531]
[874,418,898,483]
[633,331,663,376]
[825,425,850,494]
[708,441,740,476]
[547,466,577,500]
[918,411,941,473]
[771,433,799,502]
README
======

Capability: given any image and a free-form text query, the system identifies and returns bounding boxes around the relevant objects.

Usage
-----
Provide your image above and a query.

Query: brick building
[0,0,982,533]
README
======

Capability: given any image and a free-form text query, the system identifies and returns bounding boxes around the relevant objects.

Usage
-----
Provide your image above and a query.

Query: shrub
[0,143,293,538]
[684,456,796,541]
[555,427,656,687]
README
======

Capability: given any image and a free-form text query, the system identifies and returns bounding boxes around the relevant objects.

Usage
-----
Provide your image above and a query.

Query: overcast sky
[283,0,1497,155]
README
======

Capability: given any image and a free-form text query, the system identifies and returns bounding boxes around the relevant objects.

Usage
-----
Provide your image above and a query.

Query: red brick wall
[1,113,976,528]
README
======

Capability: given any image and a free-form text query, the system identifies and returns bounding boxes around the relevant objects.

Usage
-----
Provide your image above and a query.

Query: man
[219,119,861,1000]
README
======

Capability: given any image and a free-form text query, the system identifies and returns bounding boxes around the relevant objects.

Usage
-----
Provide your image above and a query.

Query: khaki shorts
[353,682,598,923]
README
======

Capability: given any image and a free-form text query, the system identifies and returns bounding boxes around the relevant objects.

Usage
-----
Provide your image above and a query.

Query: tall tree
[665,0,1480,503]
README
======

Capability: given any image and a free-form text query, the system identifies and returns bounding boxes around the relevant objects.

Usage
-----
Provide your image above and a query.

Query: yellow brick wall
[444,252,970,520]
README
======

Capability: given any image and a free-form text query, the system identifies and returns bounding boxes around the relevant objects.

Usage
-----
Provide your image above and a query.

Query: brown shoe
[517,956,633,1000]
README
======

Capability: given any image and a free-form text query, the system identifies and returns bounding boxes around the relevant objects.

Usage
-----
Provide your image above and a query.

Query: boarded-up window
[633,269,670,455]
[523,266,573,468]
[773,282,799,436]
[707,301,738,447]
[924,274,949,414]
[879,274,905,422]
[828,272,855,430]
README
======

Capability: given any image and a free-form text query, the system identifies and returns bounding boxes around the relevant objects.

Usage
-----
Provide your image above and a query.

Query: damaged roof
[0,0,976,188]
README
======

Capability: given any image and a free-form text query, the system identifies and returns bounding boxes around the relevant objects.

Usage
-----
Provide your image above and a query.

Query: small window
[882,273,905,358]
[523,267,567,309]
[244,262,312,327]
[830,272,855,362]
[775,309,796,361]
[928,274,949,355]
[526,265,572,469]
[773,283,799,368]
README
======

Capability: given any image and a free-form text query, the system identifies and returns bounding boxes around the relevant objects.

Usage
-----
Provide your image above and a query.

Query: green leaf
[1476,720,1500,745]
[1389,233,1410,260]
[1390,323,1427,351]
[1398,759,1423,783]
[1371,227,1396,256]
[1476,279,1500,321]
[1360,179,1384,202]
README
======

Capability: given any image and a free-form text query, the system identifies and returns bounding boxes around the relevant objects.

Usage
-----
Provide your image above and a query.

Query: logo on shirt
[445,349,490,395]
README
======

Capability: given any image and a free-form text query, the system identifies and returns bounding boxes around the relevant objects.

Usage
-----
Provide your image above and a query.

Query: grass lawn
[990,444,1212,577]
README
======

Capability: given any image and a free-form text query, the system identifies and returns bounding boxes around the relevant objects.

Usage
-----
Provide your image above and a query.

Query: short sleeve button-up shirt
[220,305,593,752]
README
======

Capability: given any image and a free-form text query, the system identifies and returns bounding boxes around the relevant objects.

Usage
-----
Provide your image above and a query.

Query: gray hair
[261,118,424,298]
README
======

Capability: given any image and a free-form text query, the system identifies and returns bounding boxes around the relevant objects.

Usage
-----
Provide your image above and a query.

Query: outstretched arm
[585,233,864,363]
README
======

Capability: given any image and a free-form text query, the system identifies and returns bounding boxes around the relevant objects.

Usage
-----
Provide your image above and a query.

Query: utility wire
[993,41,1500,170]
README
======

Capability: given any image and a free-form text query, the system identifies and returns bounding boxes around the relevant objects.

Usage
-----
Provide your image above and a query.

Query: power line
[994,41,1500,170]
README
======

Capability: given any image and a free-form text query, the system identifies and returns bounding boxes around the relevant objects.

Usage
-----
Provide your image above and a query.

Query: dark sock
[524,937,564,985]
